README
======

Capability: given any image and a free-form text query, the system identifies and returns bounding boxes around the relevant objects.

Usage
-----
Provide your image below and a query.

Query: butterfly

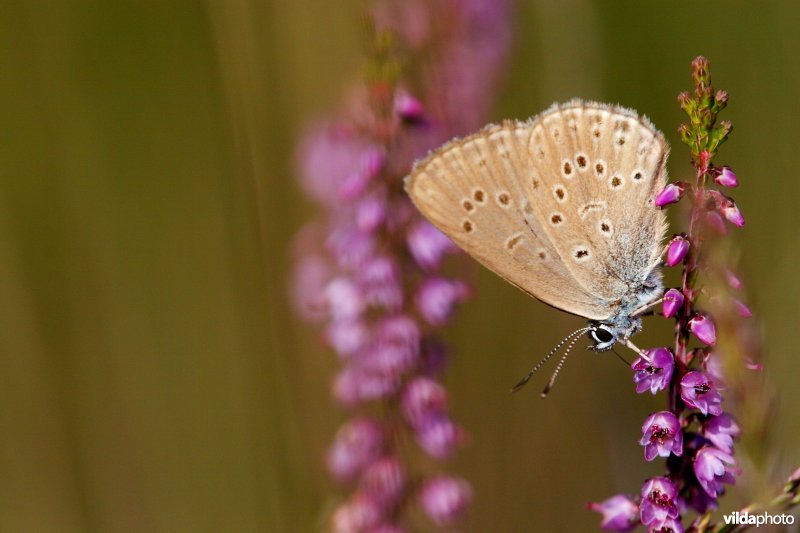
[404,100,669,395]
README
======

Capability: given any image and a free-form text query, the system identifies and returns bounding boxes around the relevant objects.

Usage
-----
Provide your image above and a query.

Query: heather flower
[714,166,738,187]
[680,371,723,416]
[338,149,387,201]
[652,517,684,533]
[356,195,387,232]
[704,211,728,235]
[293,2,513,527]
[720,198,745,227]
[366,315,421,374]
[394,90,426,123]
[327,226,375,269]
[356,255,403,311]
[297,124,381,206]
[640,411,683,461]
[594,56,775,533]
[654,183,685,207]
[419,476,473,526]
[725,269,742,290]
[415,277,471,326]
[326,319,369,356]
[702,353,726,386]
[666,235,690,267]
[407,221,457,271]
[632,348,674,394]
[359,457,407,512]
[414,414,466,459]
[702,414,741,453]
[733,298,752,318]
[587,494,640,532]
[324,277,365,321]
[400,376,448,427]
[693,446,740,498]
[371,524,405,533]
[290,225,332,322]
[662,289,684,318]
[331,492,383,533]
[327,418,385,482]
[332,364,400,404]
[640,477,680,528]
[688,313,717,346]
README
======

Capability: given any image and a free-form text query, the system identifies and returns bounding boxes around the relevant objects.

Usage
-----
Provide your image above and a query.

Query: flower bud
[363,148,387,178]
[746,357,763,371]
[414,415,466,459]
[725,269,742,290]
[415,277,471,326]
[662,289,684,318]
[666,235,690,266]
[588,495,640,533]
[677,91,692,111]
[734,299,752,318]
[714,166,738,187]
[692,56,710,84]
[359,457,406,511]
[721,199,745,227]
[327,418,384,482]
[705,211,728,235]
[394,91,426,123]
[331,493,382,532]
[689,313,717,346]
[338,149,386,201]
[654,183,685,207]
[356,197,387,233]
[401,376,448,428]
[420,476,473,526]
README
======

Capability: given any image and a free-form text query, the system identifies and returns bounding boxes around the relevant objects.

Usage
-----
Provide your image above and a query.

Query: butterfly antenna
[510,327,588,393]
[540,331,584,398]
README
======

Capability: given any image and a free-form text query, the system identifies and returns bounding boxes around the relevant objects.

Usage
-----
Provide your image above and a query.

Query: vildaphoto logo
[722,511,795,526]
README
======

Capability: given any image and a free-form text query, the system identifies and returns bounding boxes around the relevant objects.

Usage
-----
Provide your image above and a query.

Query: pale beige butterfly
[404,99,669,395]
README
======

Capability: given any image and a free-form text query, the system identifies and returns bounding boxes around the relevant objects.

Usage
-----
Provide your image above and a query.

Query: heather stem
[293,3,513,529]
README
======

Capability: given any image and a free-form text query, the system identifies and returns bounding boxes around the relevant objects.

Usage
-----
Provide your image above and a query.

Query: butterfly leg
[631,297,664,318]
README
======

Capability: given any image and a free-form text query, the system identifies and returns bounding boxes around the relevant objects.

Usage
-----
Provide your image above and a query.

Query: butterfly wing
[405,120,609,320]
[405,100,669,321]
[523,101,668,302]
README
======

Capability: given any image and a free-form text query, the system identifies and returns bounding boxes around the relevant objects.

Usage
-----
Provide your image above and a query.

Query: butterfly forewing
[405,120,607,319]
[405,100,668,322]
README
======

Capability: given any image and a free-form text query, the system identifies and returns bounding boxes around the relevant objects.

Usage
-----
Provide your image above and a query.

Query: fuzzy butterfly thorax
[404,99,669,350]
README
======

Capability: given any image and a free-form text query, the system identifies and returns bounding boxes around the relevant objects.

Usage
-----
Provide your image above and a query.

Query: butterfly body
[404,100,669,351]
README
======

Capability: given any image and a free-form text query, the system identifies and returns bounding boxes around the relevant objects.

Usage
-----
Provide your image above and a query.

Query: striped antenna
[510,327,589,393]
[540,331,586,398]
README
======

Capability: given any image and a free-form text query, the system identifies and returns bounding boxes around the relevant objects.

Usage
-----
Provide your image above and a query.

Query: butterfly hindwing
[524,101,668,302]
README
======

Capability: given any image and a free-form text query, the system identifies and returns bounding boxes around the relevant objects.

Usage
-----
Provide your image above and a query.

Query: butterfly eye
[589,325,616,350]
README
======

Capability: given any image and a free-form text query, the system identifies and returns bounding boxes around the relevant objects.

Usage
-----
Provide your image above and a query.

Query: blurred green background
[2,1,799,531]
